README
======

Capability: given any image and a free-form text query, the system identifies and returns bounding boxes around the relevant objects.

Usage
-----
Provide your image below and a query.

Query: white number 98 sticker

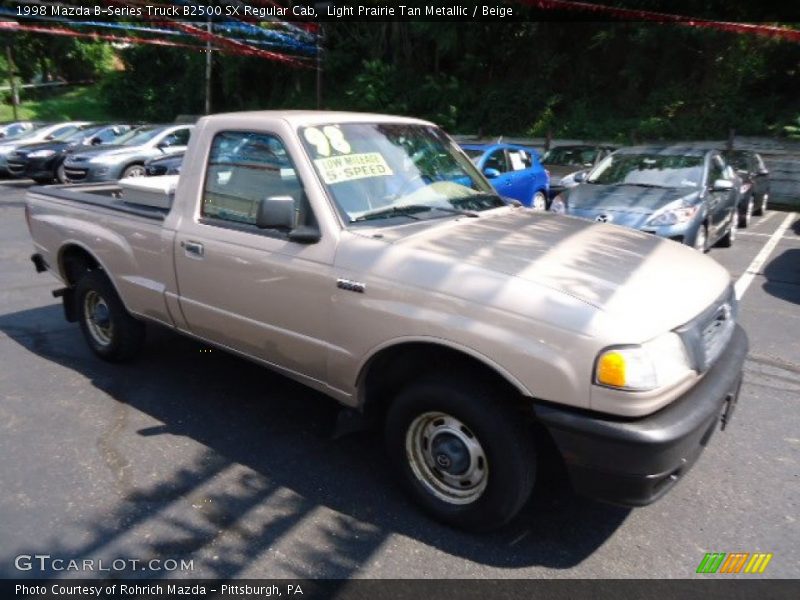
[304,126,352,157]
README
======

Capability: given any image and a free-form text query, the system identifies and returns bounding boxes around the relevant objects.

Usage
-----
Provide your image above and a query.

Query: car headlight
[595,332,692,391]
[91,154,122,165]
[28,149,56,158]
[646,204,699,227]
[550,194,566,214]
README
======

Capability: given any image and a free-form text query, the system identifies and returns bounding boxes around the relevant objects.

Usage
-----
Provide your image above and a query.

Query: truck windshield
[588,153,704,188]
[299,123,504,225]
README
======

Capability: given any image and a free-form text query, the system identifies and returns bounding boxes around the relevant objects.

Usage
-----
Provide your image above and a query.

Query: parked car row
[457,139,769,253]
[0,120,192,184]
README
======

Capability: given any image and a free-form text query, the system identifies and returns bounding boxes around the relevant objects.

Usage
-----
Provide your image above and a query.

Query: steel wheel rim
[745,199,753,226]
[730,214,737,241]
[694,226,707,251]
[126,166,145,178]
[405,411,489,505]
[83,290,113,346]
[531,192,546,210]
[56,164,67,184]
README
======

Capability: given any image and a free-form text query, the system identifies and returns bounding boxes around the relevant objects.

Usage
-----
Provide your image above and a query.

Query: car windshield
[62,125,104,143]
[542,147,598,166]
[50,125,89,142]
[587,153,704,188]
[4,125,49,142]
[300,123,503,225]
[462,148,484,159]
[723,151,749,171]
[116,126,162,146]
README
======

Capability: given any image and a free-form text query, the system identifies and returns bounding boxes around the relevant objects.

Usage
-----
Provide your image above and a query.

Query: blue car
[461,143,550,208]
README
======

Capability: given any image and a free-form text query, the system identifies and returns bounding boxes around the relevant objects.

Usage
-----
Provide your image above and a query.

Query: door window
[484,149,509,172]
[508,149,532,171]
[201,131,311,230]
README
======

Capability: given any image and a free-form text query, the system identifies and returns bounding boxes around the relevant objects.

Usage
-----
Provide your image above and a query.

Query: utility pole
[5,44,19,120]
[316,25,324,110]
[204,17,212,115]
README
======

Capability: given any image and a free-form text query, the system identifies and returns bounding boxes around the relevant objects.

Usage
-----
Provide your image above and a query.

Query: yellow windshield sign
[314,152,393,184]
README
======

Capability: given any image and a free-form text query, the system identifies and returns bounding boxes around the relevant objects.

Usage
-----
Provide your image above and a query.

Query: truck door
[173,130,334,382]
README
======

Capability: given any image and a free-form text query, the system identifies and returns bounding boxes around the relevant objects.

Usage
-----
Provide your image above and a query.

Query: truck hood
[566,184,700,215]
[350,208,730,336]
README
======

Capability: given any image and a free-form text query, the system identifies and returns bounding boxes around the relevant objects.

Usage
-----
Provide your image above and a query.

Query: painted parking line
[752,212,776,228]
[734,212,797,301]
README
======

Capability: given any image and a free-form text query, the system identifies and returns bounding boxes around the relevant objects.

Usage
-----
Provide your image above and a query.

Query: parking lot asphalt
[0,180,797,580]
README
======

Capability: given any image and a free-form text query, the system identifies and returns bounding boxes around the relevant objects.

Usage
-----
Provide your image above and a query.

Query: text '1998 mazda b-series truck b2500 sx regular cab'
[25,111,748,531]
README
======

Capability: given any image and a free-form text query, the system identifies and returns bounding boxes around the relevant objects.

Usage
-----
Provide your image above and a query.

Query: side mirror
[483,167,501,179]
[574,171,588,183]
[256,195,296,230]
[712,179,734,191]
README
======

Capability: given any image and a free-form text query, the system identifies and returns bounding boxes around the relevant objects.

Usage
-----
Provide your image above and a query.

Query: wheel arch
[356,339,532,419]
[57,243,128,306]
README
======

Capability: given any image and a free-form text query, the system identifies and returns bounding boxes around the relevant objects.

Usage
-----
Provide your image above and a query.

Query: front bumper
[63,162,119,183]
[534,325,748,506]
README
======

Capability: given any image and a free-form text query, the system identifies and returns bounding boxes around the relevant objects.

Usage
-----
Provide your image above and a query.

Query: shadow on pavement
[0,304,630,578]
[762,247,800,305]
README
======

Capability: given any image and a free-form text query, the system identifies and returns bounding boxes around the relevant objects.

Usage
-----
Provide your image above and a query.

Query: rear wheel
[76,270,145,361]
[385,376,536,531]
[530,190,547,210]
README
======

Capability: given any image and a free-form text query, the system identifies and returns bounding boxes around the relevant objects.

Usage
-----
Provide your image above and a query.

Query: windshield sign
[588,153,704,188]
[300,123,504,225]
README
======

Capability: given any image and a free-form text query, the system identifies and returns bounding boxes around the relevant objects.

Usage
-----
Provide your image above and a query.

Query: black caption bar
[4,579,800,600]
[6,0,800,23]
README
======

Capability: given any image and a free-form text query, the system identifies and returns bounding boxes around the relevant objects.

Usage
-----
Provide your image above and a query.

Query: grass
[0,85,112,122]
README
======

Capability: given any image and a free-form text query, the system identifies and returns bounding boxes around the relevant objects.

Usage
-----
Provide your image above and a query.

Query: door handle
[181,241,204,257]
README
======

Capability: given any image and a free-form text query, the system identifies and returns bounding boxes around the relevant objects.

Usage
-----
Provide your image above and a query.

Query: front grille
[64,168,88,182]
[675,286,736,372]
[7,159,26,175]
[701,303,735,368]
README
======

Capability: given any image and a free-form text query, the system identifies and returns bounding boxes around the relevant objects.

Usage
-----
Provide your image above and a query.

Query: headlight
[91,154,122,164]
[550,194,566,214]
[646,204,699,226]
[28,149,56,158]
[595,332,692,391]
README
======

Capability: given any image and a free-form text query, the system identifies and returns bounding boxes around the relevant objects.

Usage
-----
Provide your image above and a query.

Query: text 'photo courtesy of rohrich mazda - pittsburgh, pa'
[1,1,799,599]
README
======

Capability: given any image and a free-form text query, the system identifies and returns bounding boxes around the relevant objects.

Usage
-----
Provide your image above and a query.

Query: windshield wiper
[353,204,479,223]
[353,205,426,222]
[616,182,669,189]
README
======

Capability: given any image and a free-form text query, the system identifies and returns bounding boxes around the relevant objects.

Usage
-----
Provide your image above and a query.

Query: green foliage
[4,21,799,141]
[0,85,112,121]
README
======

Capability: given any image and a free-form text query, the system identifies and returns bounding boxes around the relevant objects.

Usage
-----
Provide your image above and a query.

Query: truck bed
[29,183,170,221]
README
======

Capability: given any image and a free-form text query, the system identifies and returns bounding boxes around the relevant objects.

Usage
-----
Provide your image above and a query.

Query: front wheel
[717,213,737,248]
[385,377,536,531]
[121,164,146,179]
[738,196,754,228]
[76,270,145,361]
[56,163,68,184]
[753,193,768,216]
[530,190,547,210]
[693,223,708,252]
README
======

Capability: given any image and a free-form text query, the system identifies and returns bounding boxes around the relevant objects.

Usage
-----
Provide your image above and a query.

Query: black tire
[753,194,767,216]
[32,177,53,185]
[121,164,146,179]
[56,162,68,184]
[75,270,145,361]
[385,376,536,531]
[717,213,737,248]
[738,196,753,229]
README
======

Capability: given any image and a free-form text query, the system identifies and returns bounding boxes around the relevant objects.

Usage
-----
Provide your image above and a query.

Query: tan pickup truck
[25,111,748,531]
